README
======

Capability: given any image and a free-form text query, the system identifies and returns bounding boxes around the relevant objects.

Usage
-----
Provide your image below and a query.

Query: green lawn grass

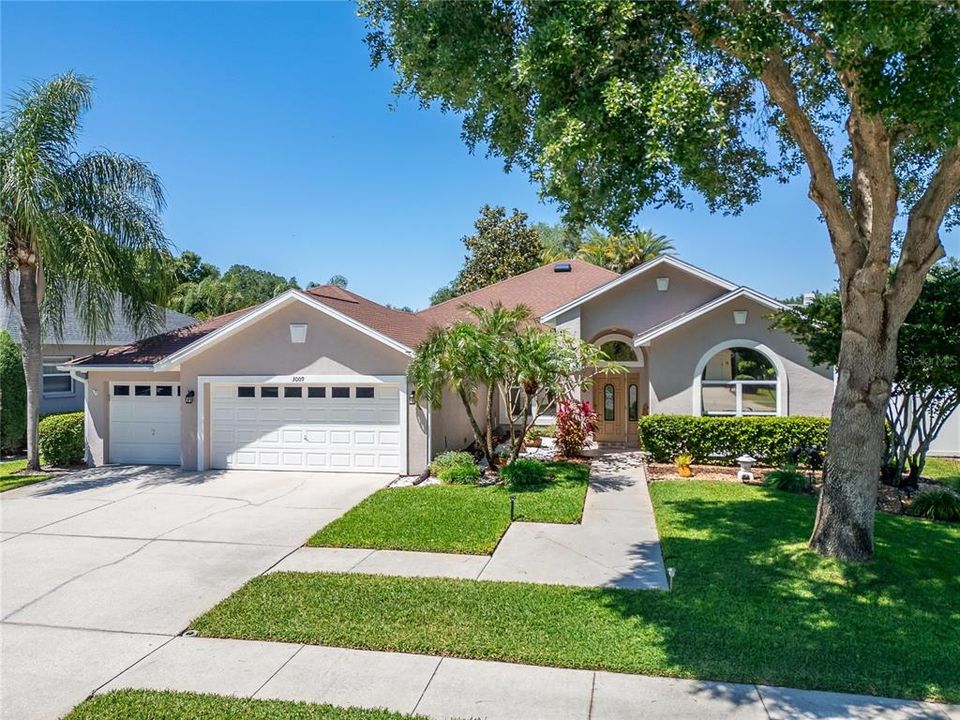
[196,481,960,703]
[308,461,589,554]
[0,458,51,493]
[64,690,424,720]
[924,456,960,491]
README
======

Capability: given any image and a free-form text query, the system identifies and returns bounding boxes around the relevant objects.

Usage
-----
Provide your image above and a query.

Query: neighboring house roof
[540,255,738,323]
[0,274,196,347]
[417,259,618,328]
[632,287,786,346]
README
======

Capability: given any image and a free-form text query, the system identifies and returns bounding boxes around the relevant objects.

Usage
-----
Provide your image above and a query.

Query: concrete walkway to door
[274,452,670,589]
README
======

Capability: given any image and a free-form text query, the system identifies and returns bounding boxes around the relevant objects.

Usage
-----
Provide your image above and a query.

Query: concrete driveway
[0,465,389,720]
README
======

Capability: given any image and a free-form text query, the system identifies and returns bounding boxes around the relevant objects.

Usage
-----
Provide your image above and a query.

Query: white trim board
[540,256,739,323]
[633,287,786,347]
[155,290,413,371]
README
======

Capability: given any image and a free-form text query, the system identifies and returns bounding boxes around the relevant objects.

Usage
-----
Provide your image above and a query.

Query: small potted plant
[675,453,694,478]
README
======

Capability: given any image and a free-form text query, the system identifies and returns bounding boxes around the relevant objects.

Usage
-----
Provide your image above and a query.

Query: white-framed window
[42,356,74,398]
[699,346,779,416]
[594,332,644,367]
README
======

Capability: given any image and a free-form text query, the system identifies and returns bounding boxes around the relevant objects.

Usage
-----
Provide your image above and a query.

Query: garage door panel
[109,385,181,466]
[211,383,403,473]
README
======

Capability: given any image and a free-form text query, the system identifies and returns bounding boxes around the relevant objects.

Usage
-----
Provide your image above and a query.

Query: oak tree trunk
[809,292,898,561]
[17,262,43,471]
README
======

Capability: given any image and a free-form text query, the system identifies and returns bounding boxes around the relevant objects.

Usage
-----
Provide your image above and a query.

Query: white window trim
[594,333,644,367]
[692,340,788,417]
[43,355,76,398]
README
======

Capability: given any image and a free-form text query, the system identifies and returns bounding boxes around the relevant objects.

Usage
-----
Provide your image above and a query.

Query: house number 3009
[291,376,305,383]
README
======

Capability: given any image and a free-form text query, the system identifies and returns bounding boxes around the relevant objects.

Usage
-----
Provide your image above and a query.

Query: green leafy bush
[910,487,960,522]
[764,465,811,493]
[430,451,479,483]
[525,425,555,440]
[500,458,549,488]
[38,411,85,466]
[439,463,481,484]
[638,415,830,466]
[0,331,26,454]
[430,451,474,475]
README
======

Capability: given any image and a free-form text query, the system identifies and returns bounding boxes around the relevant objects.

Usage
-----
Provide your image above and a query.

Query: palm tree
[577,229,674,273]
[409,303,530,467]
[1,73,173,470]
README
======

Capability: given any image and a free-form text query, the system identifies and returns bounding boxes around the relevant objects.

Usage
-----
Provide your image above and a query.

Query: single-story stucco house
[61,255,957,473]
[1,278,195,415]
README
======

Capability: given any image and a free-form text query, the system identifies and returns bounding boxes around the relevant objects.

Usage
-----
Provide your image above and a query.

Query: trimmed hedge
[38,411,85,466]
[0,331,27,453]
[638,415,830,466]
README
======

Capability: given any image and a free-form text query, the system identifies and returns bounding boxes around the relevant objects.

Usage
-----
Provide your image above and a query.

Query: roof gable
[540,256,737,323]
[633,287,786,346]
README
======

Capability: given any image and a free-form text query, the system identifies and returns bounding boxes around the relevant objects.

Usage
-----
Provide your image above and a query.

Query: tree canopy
[776,260,960,484]
[166,250,303,319]
[361,0,960,560]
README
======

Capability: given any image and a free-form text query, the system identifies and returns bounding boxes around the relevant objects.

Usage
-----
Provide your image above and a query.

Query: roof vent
[553,262,572,273]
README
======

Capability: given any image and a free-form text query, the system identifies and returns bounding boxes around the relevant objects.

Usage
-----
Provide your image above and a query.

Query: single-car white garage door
[210,382,402,473]
[109,382,182,465]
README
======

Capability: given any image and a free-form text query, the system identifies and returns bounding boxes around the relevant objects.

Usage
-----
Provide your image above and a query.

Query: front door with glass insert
[593,375,627,442]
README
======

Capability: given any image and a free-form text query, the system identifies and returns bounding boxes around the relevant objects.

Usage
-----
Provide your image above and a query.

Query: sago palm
[1,73,173,469]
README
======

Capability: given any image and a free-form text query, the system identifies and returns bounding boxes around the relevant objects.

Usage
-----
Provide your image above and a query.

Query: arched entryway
[591,332,647,445]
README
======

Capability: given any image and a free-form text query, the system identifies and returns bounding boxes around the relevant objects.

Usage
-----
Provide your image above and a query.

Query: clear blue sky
[3,2,957,310]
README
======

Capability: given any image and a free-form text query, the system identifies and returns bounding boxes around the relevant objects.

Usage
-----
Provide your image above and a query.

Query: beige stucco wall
[579,267,727,341]
[647,296,834,417]
[430,384,486,458]
[83,369,182,466]
[84,300,429,474]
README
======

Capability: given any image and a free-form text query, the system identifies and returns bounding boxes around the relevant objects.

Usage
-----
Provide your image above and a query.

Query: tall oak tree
[360,0,960,560]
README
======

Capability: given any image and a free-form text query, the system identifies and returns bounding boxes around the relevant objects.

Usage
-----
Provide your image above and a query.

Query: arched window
[628,384,639,421]
[603,384,615,421]
[599,340,637,362]
[700,346,778,416]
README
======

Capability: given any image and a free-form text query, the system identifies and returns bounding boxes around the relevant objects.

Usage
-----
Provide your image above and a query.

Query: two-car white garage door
[210,382,402,473]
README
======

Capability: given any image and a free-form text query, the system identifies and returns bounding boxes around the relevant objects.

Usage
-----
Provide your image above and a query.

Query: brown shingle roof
[302,285,429,349]
[69,260,617,366]
[416,259,617,328]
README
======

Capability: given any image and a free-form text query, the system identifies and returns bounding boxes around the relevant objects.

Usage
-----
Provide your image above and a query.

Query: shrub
[430,450,475,476]
[555,399,597,457]
[38,412,85,466]
[764,465,811,493]
[0,331,26,453]
[638,415,830,466]
[500,458,549,488]
[910,487,960,522]
[525,425,555,440]
[439,463,481,484]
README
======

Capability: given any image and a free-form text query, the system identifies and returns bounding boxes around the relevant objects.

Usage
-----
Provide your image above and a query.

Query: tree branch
[757,51,862,278]
[889,139,960,324]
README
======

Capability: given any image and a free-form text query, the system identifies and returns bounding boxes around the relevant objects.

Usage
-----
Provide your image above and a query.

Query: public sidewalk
[273,452,669,589]
[101,635,959,720]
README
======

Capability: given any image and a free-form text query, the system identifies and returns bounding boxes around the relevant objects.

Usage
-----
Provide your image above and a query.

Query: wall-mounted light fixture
[656,277,670,292]
[185,390,196,405]
[290,323,308,343]
[733,310,748,325]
